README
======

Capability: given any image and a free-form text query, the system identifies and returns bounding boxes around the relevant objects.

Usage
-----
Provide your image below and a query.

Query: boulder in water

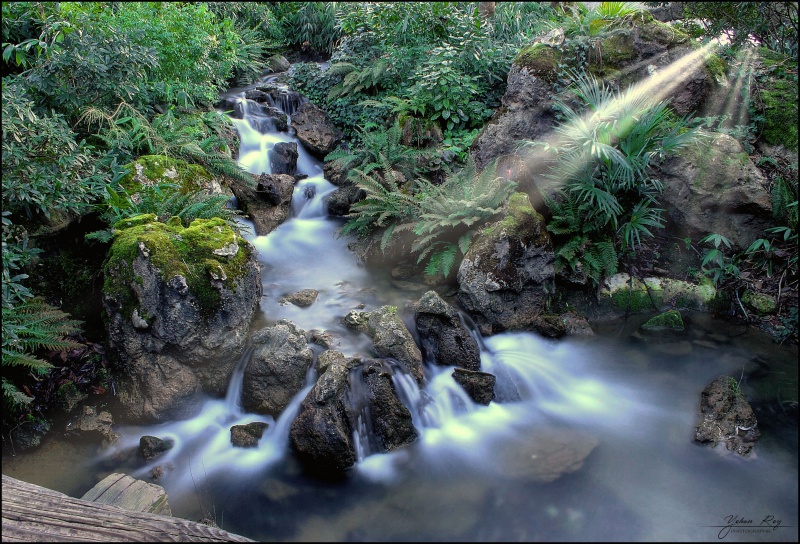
[291,101,344,159]
[694,375,760,457]
[269,142,298,176]
[103,215,261,422]
[290,354,418,474]
[457,193,555,335]
[496,427,599,482]
[242,320,314,417]
[139,435,174,460]
[227,172,295,236]
[230,422,269,448]
[452,368,496,405]
[414,290,481,370]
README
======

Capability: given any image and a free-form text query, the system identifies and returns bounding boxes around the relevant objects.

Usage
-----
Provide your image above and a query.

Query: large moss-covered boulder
[103,214,261,422]
[457,192,555,335]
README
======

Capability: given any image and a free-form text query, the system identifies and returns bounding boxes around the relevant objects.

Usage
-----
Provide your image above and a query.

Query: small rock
[231,422,269,448]
[139,435,175,460]
[280,289,319,308]
[641,309,685,332]
[452,368,496,405]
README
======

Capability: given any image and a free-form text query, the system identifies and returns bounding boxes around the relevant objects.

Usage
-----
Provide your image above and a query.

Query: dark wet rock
[452,368,496,405]
[230,422,269,448]
[414,290,481,370]
[354,360,419,454]
[366,306,424,385]
[269,142,298,176]
[227,172,295,236]
[290,355,417,474]
[103,216,261,423]
[291,101,344,159]
[290,352,360,473]
[497,427,599,482]
[139,435,175,460]
[694,375,760,457]
[457,193,555,335]
[280,288,319,308]
[66,406,120,447]
[56,381,88,413]
[309,329,336,350]
[325,185,363,217]
[242,320,314,417]
[655,132,773,251]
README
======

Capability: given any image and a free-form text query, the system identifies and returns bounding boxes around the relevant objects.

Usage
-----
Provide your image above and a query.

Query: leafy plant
[2,76,106,222]
[2,298,81,411]
[341,155,516,279]
[325,121,432,184]
[699,233,740,287]
[404,157,518,278]
[520,69,701,286]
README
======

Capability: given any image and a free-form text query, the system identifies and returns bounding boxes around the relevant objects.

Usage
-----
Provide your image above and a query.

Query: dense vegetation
[2,2,797,431]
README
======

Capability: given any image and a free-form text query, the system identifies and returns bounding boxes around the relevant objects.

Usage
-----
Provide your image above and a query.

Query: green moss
[639,19,689,44]
[641,309,684,331]
[705,54,728,82]
[120,155,214,194]
[610,287,661,312]
[104,215,251,319]
[760,79,799,149]
[489,192,549,246]
[514,43,561,81]
[741,290,777,314]
[599,30,636,67]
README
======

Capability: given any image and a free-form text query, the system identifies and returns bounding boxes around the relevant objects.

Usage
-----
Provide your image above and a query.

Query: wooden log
[2,474,253,542]
[81,473,171,516]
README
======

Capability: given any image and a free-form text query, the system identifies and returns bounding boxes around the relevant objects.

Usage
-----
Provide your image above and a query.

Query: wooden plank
[81,473,172,516]
[2,474,253,542]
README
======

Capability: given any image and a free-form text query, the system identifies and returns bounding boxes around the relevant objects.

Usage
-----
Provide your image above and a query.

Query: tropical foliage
[520,70,702,285]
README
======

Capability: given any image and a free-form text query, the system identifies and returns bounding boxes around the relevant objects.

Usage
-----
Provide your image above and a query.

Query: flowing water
[2,79,797,542]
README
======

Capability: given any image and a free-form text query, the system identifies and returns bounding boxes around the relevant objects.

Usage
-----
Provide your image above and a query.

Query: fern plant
[520,69,701,285]
[325,121,432,184]
[403,157,517,278]
[326,59,391,100]
[2,298,82,410]
[87,182,243,243]
[338,152,421,241]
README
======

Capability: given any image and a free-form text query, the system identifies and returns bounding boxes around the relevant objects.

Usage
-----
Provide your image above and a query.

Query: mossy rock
[599,29,636,67]
[639,18,690,45]
[741,290,777,315]
[600,274,725,314]
[120,155,216,194]
[641,309,685,332]
[514,43,561,82]
[756,48,799,150]
[487,192,550,246]
[104,214,252,318]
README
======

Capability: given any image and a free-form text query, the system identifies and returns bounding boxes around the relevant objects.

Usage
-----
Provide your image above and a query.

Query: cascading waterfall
[18,74,787,542]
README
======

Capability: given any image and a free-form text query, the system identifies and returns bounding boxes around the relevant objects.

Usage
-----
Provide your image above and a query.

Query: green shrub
[2,77,106,221]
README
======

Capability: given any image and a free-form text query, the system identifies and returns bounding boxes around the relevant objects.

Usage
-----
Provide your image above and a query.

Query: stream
[2,79,798,542]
